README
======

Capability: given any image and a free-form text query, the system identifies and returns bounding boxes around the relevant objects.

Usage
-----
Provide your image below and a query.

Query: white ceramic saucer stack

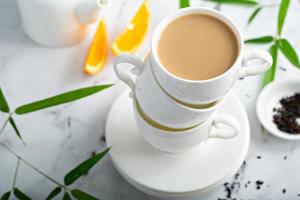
[105,90,250,200]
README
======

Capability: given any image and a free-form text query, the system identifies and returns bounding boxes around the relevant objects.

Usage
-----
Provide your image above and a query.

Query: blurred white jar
[17,0,107,47]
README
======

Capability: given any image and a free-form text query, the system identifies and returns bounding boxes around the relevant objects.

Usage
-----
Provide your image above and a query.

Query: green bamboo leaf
[71,189,99,200]
[205,0,258,6]
[277,0,290,35]
[46,187,62,200]
[63,193,72,200]
[9,117,22,140]
[278,38,300,68]
[262,44,278,87]
[247,6,262,25]
[262,61,276,87]
[64,148,110,185]
[15,84,113,114]
[179,0,189,8]
[0,88,10,113]
[14,188,31,200]
[0,191,10,200]
[245,36,274,44]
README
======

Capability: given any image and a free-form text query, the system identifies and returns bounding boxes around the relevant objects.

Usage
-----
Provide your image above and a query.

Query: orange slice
[83,18,107,75]
[112,0,150,55]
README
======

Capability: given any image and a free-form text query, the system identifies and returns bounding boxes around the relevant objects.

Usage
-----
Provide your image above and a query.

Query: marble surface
[0,0,300,199]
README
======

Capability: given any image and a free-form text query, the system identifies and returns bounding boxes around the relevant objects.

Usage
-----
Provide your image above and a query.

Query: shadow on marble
[0,0,21,30]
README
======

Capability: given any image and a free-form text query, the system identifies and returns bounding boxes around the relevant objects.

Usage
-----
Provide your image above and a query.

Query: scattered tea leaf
[247,6,262,25]
[71,189,99,200]
[14,188,31,200]
[45,187,62,200]
[64,147,110,185]
[277,0,290,35]
[0,192,10,200]
[9,117,22,140]
[63,193,72,200]
[262,43,278,87]
[278,38,300,68]
[15,84,113,114]
[0,88,10,113]
[245,36,274,44]
[179,0,189,8]
[205,0,258,6]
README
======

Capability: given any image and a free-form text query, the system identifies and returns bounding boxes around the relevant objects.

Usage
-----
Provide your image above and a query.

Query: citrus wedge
[83,18,107,75]
[112,0,150,55]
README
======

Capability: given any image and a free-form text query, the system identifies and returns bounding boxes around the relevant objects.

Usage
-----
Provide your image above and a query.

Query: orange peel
[112,0,150,55]
[83,18,107,75]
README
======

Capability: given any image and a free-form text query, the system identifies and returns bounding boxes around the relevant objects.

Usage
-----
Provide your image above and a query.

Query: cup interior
[151,7,243,83]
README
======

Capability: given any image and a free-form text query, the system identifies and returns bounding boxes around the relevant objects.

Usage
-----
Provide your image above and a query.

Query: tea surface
[158,14,238,80]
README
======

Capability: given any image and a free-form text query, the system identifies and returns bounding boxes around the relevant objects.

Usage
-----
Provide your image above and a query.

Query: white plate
[105,90,250,199]
[256,80,300,140]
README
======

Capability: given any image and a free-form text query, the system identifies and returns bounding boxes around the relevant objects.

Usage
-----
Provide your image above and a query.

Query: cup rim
[133,99,204,133]
[145,56,228,111]
[151,7,244,84]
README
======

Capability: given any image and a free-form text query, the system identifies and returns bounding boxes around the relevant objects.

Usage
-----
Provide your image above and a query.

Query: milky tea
[158,14,238,80]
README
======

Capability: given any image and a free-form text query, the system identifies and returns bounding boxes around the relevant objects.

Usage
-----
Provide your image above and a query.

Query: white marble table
[1,0,300,199]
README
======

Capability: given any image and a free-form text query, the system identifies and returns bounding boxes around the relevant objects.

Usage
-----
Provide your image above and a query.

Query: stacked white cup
[114,7,272,154]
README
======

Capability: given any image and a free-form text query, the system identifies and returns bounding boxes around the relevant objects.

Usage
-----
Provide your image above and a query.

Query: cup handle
[114,54,144,98]
[208,114,240,139]
[239,49,273,78]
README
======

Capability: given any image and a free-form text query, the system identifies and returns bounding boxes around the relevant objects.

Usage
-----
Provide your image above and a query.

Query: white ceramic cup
[114,7,272,105]
[115,55,226,129]
[133,100,240,154]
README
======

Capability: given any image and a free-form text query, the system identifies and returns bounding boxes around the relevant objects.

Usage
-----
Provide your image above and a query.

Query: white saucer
[257,79,300,140]
[106,90,250,199]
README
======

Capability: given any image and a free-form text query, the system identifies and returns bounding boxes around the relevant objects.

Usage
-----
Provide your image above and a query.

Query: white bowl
[256,79,300,140]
